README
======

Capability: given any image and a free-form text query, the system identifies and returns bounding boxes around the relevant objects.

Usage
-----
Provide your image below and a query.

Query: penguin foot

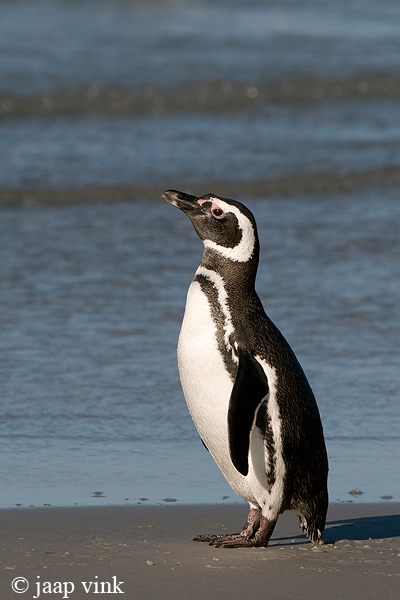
[193,532,241,544]
[193,508,276,548]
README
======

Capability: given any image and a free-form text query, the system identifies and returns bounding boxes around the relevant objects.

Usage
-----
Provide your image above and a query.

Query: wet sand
[0,503,399,600]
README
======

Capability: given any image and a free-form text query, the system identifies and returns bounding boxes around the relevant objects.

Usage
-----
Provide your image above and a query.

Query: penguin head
[162,190,258,264]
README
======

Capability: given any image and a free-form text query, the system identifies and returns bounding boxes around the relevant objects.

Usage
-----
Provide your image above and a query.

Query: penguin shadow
[274,511,400,546]
[323,512,400,544]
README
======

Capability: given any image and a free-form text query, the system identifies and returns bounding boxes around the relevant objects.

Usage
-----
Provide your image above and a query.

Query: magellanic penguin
[162,189,328,548]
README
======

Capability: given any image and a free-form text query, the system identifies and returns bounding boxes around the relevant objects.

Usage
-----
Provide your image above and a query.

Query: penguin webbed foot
[193,532,241,545]
[193,508,276,548]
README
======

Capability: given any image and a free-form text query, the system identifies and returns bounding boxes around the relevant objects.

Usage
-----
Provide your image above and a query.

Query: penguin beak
[162,190,205,215]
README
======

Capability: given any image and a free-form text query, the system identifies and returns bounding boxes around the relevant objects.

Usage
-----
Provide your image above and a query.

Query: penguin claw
[194,533,269,548]
[193,533,241,543]
[194,533,260,547]
[211,535,266,548]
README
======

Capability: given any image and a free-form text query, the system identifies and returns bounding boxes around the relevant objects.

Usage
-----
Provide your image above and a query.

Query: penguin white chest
[177,274,286,517]
[177,280,233,457]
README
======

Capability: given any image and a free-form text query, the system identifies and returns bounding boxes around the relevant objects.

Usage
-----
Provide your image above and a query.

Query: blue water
[0,0,399,508]
[0,190,399,507]
[2,101,400,188]
[2,0,400,95]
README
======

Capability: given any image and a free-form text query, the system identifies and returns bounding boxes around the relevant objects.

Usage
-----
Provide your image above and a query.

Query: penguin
[162,189,328,548]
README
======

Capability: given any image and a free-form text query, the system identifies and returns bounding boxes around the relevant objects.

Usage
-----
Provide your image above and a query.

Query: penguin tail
[296,490,328,545]
[301,522,324,545]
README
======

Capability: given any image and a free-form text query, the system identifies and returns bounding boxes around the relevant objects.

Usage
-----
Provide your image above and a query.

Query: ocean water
[0,0,399,508]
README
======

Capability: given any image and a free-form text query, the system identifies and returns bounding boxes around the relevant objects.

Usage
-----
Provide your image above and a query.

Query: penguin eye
[212,208,224,218]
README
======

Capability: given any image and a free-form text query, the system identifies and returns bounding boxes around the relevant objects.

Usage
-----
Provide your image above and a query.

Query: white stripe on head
[202,199,256,263]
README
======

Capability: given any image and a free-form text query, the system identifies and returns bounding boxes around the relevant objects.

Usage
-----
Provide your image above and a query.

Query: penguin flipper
[228,348,269,476]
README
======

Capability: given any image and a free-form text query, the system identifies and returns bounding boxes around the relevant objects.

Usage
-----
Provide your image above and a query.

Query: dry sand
[1,502,399,600]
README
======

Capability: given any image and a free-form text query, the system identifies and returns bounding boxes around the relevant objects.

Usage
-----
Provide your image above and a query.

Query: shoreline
[0,496,397,511]
[1,502,399,599]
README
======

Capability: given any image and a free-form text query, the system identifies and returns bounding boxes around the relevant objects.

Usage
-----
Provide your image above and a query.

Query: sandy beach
[0,502,399,599]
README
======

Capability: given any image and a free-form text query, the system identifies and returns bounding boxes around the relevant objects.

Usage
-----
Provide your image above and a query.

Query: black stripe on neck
[194,272,237,381]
